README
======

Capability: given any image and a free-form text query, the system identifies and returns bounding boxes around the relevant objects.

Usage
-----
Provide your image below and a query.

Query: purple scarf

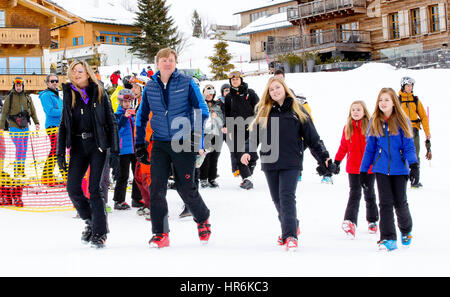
[70,84,89,104]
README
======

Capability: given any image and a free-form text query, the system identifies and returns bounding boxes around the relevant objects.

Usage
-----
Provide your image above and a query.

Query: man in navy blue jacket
[39,74,66,186]
[135,48,211,248]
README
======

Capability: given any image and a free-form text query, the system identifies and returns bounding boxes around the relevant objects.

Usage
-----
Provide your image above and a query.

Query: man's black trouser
[344,173,379,225]
[150,141,210,234]
[264,169,301,241]
[375,173,412,241]
[66,137,108,235]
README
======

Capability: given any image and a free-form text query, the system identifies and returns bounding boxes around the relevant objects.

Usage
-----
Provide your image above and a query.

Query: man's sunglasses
[49,80,59,83]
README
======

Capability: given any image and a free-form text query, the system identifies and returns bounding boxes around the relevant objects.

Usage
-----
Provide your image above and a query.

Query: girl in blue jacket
[360,87,419,251]
[113,89,142,210]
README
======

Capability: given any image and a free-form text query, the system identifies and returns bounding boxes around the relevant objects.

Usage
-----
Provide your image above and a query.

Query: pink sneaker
[368,222,378,234]
[342,220,356,239]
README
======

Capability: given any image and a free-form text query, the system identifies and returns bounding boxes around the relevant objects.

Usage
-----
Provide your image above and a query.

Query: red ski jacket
[335,120,372,174]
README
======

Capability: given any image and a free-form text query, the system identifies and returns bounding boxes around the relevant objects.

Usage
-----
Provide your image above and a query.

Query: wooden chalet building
[0,0,72,94]
[237,0,450,64]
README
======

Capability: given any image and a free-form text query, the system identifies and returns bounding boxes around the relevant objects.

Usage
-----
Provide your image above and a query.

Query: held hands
[316,158,335,177]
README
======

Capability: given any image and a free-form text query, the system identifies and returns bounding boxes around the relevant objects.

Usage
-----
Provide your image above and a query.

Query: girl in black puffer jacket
[241,76,331,251]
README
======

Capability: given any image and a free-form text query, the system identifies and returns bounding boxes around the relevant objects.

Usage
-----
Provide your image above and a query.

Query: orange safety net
[0,127,73,212]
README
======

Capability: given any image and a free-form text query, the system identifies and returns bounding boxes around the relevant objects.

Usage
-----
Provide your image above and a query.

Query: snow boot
[342,220,356,239]
[284,237,298,252]
[278,226,300,246]
[240,178,253,190]
[368,222,378,234]
[378,239,398,251]
[90,233,107,249]
[81,219,93,244]
[197,220,211,244]
[179,204,192,219]
[208,180,219,188]
[401,233,412,247]
[149,233,169,248]
[114,201,131,210]
[132,199,145,208]
[200,179,209,188]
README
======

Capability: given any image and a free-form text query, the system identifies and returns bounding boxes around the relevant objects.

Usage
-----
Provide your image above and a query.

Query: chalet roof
[237,12,293,36]
[233,0,294,15]
[18,0,74,27]
[49,0,136,26]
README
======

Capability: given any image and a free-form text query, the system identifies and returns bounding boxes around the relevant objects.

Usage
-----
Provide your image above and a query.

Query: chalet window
[25,57,41,75]
[410,8,420,36]
[389,12,400,39]
[0,58,7,75]
[9,57,24,74]
[429,5,439,32]
[0,10,5,27]
[311,29,323,45]
[97,35,106,43]
[278,7,288,13]
[250,11,266,22]
[339,22,359,41]
[73,36,84,46]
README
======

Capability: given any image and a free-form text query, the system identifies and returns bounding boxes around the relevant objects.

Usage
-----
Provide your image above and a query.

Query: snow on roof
[233,0,294,15]
[50,0,136,26]
[237,12,292,36]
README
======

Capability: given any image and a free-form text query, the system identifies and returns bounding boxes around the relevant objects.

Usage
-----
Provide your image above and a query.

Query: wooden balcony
[266,29,371,56]
[0,27,40,46]
[0,74,66,92]
[287,0,367,25]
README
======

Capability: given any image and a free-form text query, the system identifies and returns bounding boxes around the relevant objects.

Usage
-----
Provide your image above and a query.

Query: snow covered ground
[1,61,449,277]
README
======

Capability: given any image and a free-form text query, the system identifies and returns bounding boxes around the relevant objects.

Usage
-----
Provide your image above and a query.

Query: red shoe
[285,237,298,252]
[342,220,356,238]
[368,222,378,234]
[149,233,169,248]
[278,226,300,246]
[197,220,211,244]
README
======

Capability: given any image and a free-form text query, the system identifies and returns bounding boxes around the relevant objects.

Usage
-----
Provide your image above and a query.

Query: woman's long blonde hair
[249,76,309,131]
[345,100,371,140]
[67,60,103,108]
[369,87,413,138]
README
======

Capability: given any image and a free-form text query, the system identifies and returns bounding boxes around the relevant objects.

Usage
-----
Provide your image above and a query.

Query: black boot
[179,204,192,218]
[90,233,107,249]
[81,219,92,244]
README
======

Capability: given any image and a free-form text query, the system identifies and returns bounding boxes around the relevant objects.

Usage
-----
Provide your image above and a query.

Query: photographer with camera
[0,77,40,178]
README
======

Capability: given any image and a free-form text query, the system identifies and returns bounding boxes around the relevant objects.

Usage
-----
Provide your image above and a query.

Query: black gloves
[409,163,419,185]
[333,160,341,175]
[425,140,432,160]
[57,154,68,172]
[109,153,120,181]
[135,142,150,165]
[316,159,336,177]
[359,172,369,190]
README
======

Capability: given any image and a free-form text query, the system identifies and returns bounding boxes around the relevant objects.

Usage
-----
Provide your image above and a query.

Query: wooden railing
[287,0,366,21]
[266,29,371,56]
[0,74,66,92]
[0,27,40,45]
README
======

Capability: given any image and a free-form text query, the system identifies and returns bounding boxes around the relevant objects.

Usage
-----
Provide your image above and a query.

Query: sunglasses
[14,79,24,84]
[228,71,243,79]
[49,80,59,83]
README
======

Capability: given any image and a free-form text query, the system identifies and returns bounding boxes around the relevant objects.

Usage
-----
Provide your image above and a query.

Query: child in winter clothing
[360,88,418,251]
[241,77,332,251]
[113,89,142,210]
[334,101,379,238]
[199,84,224,188]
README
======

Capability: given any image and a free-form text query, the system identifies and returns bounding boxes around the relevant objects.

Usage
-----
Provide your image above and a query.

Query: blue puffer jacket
[360,121,418,175]
[115,105,135,155]
[39,88,63,128]
[135,69,209,146]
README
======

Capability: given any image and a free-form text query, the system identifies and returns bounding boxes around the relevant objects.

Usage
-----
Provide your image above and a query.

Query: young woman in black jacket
[57,60,119,248]
[241,76,331,251]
